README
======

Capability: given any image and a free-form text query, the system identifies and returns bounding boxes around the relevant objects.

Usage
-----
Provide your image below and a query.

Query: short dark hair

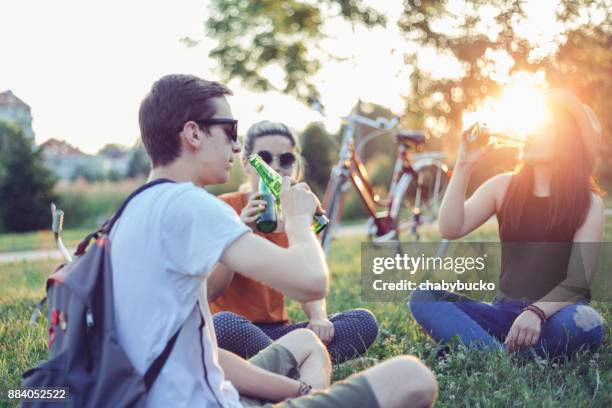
[138,74,232,167]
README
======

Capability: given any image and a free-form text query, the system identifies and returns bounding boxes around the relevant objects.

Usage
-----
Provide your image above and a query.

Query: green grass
[316,234,611,407]
[1,224,611,407]
[0,229,92,253]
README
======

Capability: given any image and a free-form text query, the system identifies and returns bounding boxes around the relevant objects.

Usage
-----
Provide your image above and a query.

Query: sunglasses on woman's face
[194,118,238,143]
[256,150,296,168]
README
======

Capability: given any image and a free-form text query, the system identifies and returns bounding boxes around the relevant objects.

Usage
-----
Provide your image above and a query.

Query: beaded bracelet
[524,304,546,324]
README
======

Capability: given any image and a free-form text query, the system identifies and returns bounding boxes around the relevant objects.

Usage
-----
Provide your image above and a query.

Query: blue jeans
[213,309,379,364]
[408,289,604,359]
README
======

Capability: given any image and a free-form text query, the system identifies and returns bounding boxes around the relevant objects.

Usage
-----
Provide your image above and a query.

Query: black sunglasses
[194,118,238,143]
[257,150,296,168]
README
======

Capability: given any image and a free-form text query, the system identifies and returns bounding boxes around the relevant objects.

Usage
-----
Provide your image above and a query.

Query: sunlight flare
[463,74,550,140]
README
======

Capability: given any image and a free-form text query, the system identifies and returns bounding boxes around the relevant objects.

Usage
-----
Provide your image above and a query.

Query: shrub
[55,179,143,229]
[0,121,58,232]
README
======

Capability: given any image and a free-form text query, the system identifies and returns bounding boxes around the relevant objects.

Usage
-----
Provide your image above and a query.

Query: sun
[463,74,550,140]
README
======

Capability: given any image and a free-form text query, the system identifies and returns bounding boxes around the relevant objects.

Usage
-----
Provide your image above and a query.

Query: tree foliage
[126,142,151,179]
[204,0,611,183]
[97,143,128,158]
[0,121,57,232]
[300,123,336,197]
[203,0,386,102]
[398,0,611,146]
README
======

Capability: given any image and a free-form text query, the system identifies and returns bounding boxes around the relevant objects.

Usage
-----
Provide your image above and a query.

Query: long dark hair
[500,104,603,237]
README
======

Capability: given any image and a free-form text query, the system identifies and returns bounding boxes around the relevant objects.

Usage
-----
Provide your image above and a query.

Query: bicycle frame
[322,113,397,215]
[320,112,448,252]
[322,114,407,242]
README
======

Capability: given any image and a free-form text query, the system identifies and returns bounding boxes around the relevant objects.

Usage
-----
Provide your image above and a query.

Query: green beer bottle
[465,123,525,147]
[248,154,329,234]
[256,178,278,233]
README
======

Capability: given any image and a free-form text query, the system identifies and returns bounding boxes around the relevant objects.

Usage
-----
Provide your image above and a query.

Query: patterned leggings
[213,309,378,364]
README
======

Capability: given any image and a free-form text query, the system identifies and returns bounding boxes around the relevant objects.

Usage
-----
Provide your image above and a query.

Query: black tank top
[497,193,576,300]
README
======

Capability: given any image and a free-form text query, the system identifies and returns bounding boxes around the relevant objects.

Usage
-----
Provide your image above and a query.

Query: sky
[0,0,411,154]
[0,0,575,154]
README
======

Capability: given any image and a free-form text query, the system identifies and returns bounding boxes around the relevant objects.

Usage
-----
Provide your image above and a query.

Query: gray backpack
[21,179,181,407]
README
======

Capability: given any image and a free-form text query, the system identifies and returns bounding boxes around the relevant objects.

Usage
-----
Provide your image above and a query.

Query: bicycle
[317,109,450,254]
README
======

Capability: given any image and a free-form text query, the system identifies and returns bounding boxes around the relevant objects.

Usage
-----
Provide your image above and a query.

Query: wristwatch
[297,380,312,396]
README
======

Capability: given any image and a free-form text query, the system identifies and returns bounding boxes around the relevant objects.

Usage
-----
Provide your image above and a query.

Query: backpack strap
[72,177,182,389]
[114,178,180,390]
[74,178,175,256]
[144,300,209,390]
[143,326,181,391]
[105,178,176,233]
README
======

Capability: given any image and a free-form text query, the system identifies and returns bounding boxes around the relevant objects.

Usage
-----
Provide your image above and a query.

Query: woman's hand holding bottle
[240,193,267,230]
[456,124,494,170]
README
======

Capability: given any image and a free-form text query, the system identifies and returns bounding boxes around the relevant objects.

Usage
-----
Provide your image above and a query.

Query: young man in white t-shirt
[111,74,437,408]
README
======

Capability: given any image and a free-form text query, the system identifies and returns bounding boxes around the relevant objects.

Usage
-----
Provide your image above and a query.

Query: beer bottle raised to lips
[248,153,329,234]
[464,123,526,147]
[256,178,278,233]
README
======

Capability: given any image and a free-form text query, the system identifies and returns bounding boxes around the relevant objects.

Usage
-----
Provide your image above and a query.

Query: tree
[201,0,386,103]
[126,142,151,179]
[397,1,611,142]
[98,143,128,158]
[299,124,335,197]
[203,0,612,183]
[70,164,104,183]
[0,121,57,232]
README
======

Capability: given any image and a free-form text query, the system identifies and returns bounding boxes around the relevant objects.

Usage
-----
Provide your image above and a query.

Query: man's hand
[307,317,335,344]
[505,310,541,352]
[280,177,317,225]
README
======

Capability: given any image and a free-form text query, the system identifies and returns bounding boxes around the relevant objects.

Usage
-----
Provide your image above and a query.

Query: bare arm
[438,167,510,239]
[438,131,512,239]
[220,179,328,302]
[300,299,335,344]
[218,349,300,401]
[301,299,327,320]
[533,193,604,316]
[207,263,235,301]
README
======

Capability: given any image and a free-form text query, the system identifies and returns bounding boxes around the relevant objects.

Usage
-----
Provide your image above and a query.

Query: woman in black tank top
[409,88,605,359]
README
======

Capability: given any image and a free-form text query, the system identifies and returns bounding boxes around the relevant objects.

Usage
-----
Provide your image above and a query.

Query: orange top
[210,191,289,323]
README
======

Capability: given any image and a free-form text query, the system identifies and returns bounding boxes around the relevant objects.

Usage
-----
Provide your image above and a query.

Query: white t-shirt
[110,181,250,407]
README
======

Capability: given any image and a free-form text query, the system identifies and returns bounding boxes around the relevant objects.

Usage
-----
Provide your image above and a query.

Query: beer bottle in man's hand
[256,178,278,233]
[249,154,329,234]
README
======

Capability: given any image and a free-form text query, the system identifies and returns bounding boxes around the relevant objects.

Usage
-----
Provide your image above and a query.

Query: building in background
[0,90,35,140]
[40,138,96,180]
[1,90,137,181]
[40,138,133,181]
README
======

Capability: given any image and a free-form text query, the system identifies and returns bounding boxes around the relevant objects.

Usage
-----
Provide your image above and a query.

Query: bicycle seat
[396,131,426,146]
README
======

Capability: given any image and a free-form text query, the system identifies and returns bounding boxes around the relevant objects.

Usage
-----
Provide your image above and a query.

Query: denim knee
[408,289,440,319]
[539,304,605,358]
[572,305,604,334]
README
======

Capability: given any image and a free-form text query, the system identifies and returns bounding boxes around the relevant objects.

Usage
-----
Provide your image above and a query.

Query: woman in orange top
[211,120,378,363]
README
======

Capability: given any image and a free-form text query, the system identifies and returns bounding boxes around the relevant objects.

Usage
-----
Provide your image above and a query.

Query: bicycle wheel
[394,164,450,241]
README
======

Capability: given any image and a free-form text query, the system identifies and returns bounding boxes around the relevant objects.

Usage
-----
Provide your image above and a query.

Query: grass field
[0,223,611,407]
[0,229,92,253]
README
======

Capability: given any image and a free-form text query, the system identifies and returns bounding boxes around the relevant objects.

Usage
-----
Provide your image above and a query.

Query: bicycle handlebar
[345,113,399,130]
